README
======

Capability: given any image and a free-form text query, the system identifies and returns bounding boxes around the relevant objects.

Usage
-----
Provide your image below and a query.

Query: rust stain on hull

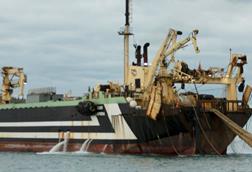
[0,134,214,155]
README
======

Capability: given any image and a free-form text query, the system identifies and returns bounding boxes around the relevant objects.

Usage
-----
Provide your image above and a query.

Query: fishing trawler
[0,0,251,155]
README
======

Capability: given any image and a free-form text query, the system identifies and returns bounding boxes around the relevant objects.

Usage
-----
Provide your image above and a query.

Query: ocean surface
[1,152,252,172]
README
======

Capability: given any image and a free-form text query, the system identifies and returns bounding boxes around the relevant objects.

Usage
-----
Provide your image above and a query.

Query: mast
[124,0,130,86]
[119,0,133,86]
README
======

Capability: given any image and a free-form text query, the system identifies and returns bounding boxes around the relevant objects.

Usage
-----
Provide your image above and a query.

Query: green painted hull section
[0,96,127,110]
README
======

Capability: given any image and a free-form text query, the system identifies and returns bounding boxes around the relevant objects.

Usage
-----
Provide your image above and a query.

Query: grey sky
[0,0,251,96]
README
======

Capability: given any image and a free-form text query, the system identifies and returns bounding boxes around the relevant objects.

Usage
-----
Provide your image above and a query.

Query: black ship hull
[0,100,250,155]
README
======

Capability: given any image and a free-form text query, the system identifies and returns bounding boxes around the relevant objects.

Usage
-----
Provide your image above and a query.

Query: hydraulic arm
[1,66,26,104]
[144,29,200,90]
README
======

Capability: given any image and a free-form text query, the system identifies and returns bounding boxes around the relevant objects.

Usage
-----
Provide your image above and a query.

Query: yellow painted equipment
[1,66,26,104]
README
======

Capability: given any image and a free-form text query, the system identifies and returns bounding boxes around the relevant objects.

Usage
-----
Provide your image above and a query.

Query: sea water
[0,152,251,172]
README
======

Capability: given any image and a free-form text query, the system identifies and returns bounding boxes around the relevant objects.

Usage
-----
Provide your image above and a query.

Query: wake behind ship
[0,0,252,155]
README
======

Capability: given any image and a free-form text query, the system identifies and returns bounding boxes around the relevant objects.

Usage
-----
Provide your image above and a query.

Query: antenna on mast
[119,0,133,86]
[125,0,130,26]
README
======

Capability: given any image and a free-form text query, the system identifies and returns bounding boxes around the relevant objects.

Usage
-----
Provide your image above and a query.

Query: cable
[192,105,221,155]
[189,84,221,155]
[161,108,196,156]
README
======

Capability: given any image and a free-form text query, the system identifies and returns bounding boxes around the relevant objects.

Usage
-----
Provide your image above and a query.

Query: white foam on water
[101,144,108,154]
[49,141,65,153]
[37,131,70,154]
[79,139,93,153]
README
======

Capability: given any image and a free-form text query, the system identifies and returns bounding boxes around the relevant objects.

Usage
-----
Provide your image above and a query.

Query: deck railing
[199,99,247,113]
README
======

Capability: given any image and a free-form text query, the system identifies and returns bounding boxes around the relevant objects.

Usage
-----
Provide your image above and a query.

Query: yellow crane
[141,29,200,119]
[1,66,27,104]
[144,28,200,91]
[126,28,200,93]
[172,53,247,102]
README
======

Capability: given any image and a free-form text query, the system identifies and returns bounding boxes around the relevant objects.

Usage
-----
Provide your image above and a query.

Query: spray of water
[48,131,70,153]
[79,139,93,153]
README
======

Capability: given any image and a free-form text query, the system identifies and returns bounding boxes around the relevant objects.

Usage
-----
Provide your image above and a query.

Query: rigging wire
[162,107,196,156]
[187,83,221,155]
[159,86,196,156]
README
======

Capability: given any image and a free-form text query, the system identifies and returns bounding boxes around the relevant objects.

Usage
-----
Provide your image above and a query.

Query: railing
[199,99,247,113]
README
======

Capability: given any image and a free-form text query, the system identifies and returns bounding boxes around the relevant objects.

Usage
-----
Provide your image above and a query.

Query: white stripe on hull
[0,104,137,140]
[0,116,99,127]
[0,131,136,140]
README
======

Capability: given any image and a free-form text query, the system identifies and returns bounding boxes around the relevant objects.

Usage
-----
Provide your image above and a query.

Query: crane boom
[144,29,200,90]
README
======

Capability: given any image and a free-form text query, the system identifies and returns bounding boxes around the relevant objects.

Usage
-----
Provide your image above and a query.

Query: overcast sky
[0,0,252,96]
